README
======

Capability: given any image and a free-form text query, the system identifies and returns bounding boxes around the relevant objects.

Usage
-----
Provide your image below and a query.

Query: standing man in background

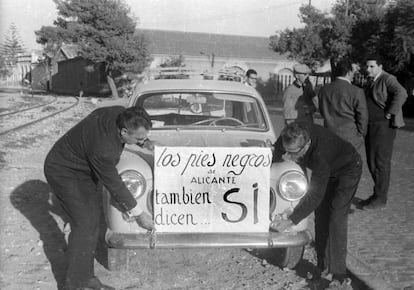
[283,64,317,125]
[318,59,368,153]
[244,69,258,88]
[359,56,407,210]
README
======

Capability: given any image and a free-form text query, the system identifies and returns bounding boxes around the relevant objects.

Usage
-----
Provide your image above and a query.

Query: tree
[1,23,26,67]
[269,3,356,74]
[269,5,331,70]
[269,1,385,75]
[339,0,385,65]
[0,55,10,78]
[35,0,152,98]
[379,0,414,73]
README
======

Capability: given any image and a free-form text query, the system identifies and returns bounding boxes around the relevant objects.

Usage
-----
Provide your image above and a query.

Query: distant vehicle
[104,69,311,271]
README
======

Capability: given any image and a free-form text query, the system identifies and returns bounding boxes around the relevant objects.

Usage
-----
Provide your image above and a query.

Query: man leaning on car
[271,122,362,287]
[44,106,155,290]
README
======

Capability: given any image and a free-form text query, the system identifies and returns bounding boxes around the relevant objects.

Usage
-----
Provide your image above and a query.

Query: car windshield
[136,92,267,130]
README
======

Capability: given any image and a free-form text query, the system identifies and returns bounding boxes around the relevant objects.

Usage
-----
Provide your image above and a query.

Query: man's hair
[116,106,152,131]
[246,69,257,77]
[281,122,310,148]
[366,55,384,66]
[335,59,353,77]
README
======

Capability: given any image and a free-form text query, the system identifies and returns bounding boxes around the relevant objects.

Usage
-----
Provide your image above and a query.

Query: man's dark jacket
[369,71,407,128]
[44,106,137,211]
[318,78,368,150]
[273,124,358,224]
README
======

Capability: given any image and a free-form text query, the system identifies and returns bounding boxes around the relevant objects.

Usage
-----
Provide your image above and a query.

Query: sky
[0,0,334,51]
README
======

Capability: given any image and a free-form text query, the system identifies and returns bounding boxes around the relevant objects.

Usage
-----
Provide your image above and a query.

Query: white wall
[150,54,295,81]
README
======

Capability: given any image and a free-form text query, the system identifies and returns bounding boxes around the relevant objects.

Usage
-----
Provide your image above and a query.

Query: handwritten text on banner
[153,147,272,233]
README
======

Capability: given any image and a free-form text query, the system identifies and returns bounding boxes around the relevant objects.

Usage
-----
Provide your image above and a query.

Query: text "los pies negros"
[156,148,271,175]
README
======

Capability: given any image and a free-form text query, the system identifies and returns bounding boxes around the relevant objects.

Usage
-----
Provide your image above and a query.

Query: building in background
[141,29,293,80]
[2,30,303,98]
[49,44,109,96]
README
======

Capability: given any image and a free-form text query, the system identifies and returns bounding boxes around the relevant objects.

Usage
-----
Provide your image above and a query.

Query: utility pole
[309,0,311,6]
[345,0,349,17]
[200,51,215,68]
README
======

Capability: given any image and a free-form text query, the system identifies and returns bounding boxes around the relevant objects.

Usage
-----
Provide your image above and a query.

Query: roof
[57,43,81,60]
[134,79,258,96]
[140,29,282,60]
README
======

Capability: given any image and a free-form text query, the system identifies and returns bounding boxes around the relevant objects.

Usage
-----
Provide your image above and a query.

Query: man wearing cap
[271,122,362,285]
[282,64,317,125]
[44,106,155,290]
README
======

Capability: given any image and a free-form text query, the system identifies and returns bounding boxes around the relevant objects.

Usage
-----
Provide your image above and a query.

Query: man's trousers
[314,153,362,278]
[44,163,102,289]
[365,122,396,203]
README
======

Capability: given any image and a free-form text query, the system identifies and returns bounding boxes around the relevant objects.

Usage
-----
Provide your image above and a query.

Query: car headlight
[121,170,146,199]
[278,170,308,201]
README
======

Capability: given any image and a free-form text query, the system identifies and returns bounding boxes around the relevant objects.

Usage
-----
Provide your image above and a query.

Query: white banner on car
[153,146,271,233]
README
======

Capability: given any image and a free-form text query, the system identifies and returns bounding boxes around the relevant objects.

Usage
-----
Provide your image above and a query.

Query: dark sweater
[365,83,387,123]
[273,124,358,224]
[45,106,137,211]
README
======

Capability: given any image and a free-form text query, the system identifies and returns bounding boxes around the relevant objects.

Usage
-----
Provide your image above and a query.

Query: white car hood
[148,130,272,147]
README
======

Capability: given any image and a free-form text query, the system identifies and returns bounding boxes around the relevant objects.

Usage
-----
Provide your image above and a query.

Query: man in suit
[318,59,368,153]
[44,106,155,290]
[283,64,317,125]
[271,122,362,285]
[359,56,408,210]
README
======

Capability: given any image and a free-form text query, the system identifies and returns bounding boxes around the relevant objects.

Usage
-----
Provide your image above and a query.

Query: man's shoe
[308,268,332,281]
[363,199,386,210]
[357,196,375,208]
[326,278,353,290]
[81,277,115,290]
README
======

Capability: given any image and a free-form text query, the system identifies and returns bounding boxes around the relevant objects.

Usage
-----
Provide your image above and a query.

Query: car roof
[135,79,258,96]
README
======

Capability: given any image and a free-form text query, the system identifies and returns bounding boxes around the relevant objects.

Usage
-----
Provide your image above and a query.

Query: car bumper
[106,230,312,249]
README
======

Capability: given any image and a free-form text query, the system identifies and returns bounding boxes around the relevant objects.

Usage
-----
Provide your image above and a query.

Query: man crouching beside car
[271,122,361,287]
[44,106,155,290]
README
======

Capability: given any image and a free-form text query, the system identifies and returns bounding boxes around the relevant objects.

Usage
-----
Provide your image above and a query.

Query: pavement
[267,106,414,290]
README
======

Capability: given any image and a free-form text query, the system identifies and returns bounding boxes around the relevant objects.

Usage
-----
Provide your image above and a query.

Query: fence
[0,78,22,87]
[273,74,294,94]
[257,73,333,104]
[0,70,26,87]
[353,72,369,88]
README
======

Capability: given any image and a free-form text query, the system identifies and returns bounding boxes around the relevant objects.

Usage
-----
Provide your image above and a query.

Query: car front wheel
[107,248,128,272]
[279,246,304,269]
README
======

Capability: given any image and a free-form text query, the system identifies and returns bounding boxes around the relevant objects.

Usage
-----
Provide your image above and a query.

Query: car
[103,71,311,271]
